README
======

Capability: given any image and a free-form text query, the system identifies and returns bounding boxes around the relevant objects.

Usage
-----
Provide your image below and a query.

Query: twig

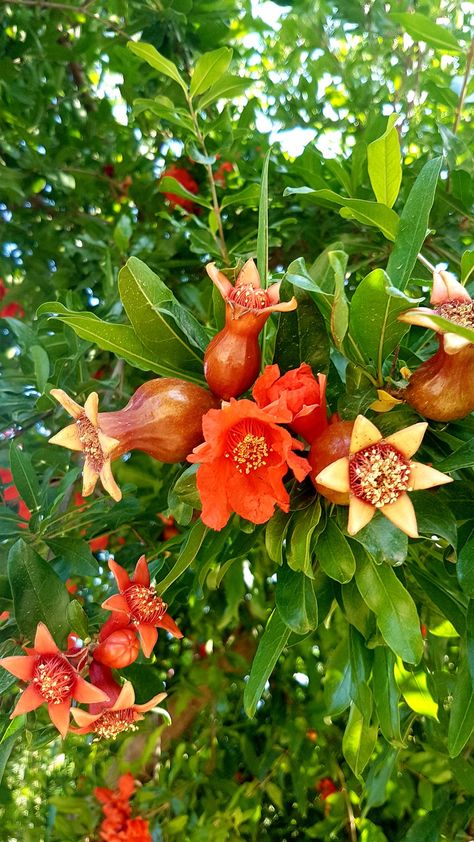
[453,35,474,135]
[416,252,437,274]
[336,766,357,842]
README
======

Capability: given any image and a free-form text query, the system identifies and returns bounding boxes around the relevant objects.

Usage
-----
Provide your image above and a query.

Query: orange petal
[157,613,183,639]
[83,392,99,426]
[133,555,150,587]
[0,655,35,681]
[398,308,441,331]
[70,707,99,727]
[101,594,129,614]
[384,422,427,459]
[409,462,453,491]
[82,461,100,497]
[350,415,382,453]
[99,461,122,502]
[50,389,83,419]
[98,430,120,457]
[34,623,60,655]
[443,332,471,355]
[134,692,168,714]
[112,681,135,711]
[381,493,418,538]
[237,258,261,289]
[11,683,44,716]
[49,423,83,451]
[138,624,158,658]
[73,675,109,704]
[431,270,471,305]
[347,496,375,535]
[109,559,131,593]
[315,456,350,492]
[206,262,233,299]
[48,700,71,739]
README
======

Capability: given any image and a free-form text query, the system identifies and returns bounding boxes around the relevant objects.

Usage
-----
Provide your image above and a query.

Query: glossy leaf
[46,537,99,578]
[158,176,212,209]
[274,284,330,374]
[367,115,402,208]
[127,42,188,92]
[275,564,318,635]
[342,701,378,779]
[9,443,40,513]
[286,501,321,576]
[315,519,356,584]
[190,48,233,97]
[156,520,208,594]
[448,664,474,757]
[198,74,249,109]
[372,647,402,744]
[257,149,271,288]
[394,660,439,720]
[244,609,291,718]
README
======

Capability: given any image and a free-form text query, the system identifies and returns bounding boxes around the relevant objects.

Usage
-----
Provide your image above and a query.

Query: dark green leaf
[244,608,290,718]
[9,443,40,513]
[286,501,321,576]
[273,284,330,374]
[0,716,26,786]
[448,664,474,757]
[372,647,402,744]
[45,537,99,577]
[67,600,89,639]
[156,520,208,593]
[315,519,356,584]
[275,564,318,635]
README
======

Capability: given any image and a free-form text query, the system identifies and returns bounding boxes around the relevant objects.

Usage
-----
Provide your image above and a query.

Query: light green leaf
[329,250,349,351]
[190,47,233,98]
[30,345,49,393]
[394,659,439,720]
[158,176,211,209]
[339,200,399,241]
[198,74,248,109]
[220,184,260,209]
[367,114,402,208]
[391,12,462,54]
[127,41,188,92]
[257,149,271,289]
[244,608,290,717]
[342,702,378,779]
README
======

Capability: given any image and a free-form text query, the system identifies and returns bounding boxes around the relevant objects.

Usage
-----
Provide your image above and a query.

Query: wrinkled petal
[381,493,418,538]
[0,655,35,681]
[109,559,132,593]
[347,496,375,535]
[48,423,83,451]
[409,462,453,491]
[133,555,150,587]
[34,623,60,655]
[315,457,350,492]
[11,683,44,716]
[138,624,158,658]
[47,700,71,739]
[73,675,109,704]
[350,415,382,453]
[384,422,427,459]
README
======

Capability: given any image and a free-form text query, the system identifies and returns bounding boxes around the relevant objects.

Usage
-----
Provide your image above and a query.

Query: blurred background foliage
[0,0,473,840]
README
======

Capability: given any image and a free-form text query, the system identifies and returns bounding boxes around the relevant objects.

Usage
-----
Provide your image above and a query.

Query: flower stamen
[33,655,75,704]
[228,284,270,310]
[349,443,411,508]
[76,413,105,473]
[93,708,138,740]
[125,584,168,625]
[225,422,271,474]
[435,299,474,329]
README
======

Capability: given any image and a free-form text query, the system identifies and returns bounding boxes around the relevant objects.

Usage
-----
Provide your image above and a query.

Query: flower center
[76,413,105,472]
[225,421,271,474]
[435,299,474,329]
[228,283,269,310]
[125,584,168,625]
[349,443,411,508]
[94,708,138,740]
[33,655,76,704]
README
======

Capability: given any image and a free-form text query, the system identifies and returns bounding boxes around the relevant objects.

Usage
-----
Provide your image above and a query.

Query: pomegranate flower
[187,398,311,530]
[102,556,183,658]
[70,680,168,739]
[399,270,474,355]
[207,259,297,323]
[315,415,452,537]
[0,623,108,738]
[252,363,328,443]
[49,390,121,501]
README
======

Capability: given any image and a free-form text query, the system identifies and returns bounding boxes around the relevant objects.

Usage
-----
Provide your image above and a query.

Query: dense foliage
[0,1,473,840]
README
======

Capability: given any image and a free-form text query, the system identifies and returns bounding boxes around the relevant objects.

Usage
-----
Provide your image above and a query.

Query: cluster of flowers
[94,772,152,842]
[0,556,179,740]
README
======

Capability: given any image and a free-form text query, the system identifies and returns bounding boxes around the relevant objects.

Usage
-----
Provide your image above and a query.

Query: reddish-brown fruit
[204,319,262,401]
[94,628,140,669]
[403,339,474,421]
[308,421,354,504]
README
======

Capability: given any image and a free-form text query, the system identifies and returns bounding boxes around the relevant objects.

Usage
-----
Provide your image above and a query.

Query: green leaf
[372,647,402,744]
[113,215,132,252]
[364,744,399,811]
[30,345,49,393]
[329,250,349,351]
[273,284,330,374]
[45,537,99,577]
[339,200,399,241]
[118,257,208,380]
[257,150,271,289]
[315,519,356,584]
[401,808,444,842]
[448,664,474,757]
[461,249,474,284]
[394,660,439,720]
[367,115,402,208]
[0,715,26,786]
[156,520,208,593]
[244,608,290,717]
[8,539,70,647]
[9,443,40,513]
[436,437,474,471]
[127,41,188,92]
[133,98,194,131]
[171,464,201,510]
[265,510,291,566]
[197,74,249,109]
[342,702,378,779]
[391,12,462,54]
[275,564,318,635]
[158,176,212,209]
[37,303,206,384]
[324,639,352,716]
[349,269,422,370]
[220,184,260,209]
[354,515,408,566]
[286,501,321,575]
[412,491,457,547]
[354,546,423,664]
[386,157,443,288]
[67,600,89,639]
[458,535,474,598]
[419,311,474,346]
[190,47,233,97]
[0,506,29,536]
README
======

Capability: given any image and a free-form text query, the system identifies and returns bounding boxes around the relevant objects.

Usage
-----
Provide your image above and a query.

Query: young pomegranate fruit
[311,415,451,537]
[399,270,474,421]
[49,379,219,501]
[204,259,297,400]
[94,628,140,669]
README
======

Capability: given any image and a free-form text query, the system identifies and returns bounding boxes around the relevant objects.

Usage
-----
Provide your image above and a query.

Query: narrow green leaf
[190,47,233,97]
[457,535,474,598]
[342,702,378,779]
[198,74,248,109]
[220,184,260,209]
[265,510,291,566]
[9,444,40,512]
[67,600,89,639]
[394,660,438,720]
[367,115,402,208]
[30,345,49,393]
[156,520,208,593]
[127,41,188,92]
[0,715,26,786]
[329,250,349,351]
[391,12,462,53]
[244,609,290,717]
[386,157,443,288]
[257,150,271,289]
[316,520,356,584]
[286,501,321,576]
[436,437,474,471]
[275,564,318,635]
[372,647,402,744]
[158,176,212,209]
[448,664,474,757]
[339,200,399,241]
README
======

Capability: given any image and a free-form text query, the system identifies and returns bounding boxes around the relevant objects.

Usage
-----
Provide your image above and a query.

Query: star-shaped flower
[207,258,297,320]
[70,680,168,739]
[102,556,183,658]
[0,622,108,738]
[315,415,452,537]
[399,270,474,355]
[49,389,122,500]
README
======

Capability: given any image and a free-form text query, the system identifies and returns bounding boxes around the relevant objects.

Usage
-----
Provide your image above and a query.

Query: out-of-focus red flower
[102,164,115,179]
[65,579,78,595]
[0,622,108,738]
[316,778,338,799]
[125,817,152,841]
[70,680,167,739]
[421,623,428,639]
[0,610,10,623]
[158,513,179,540]
[252,363,328,443]
[95,774,152,842]
[306,729,318,742]
[0,468,30,522]
[93,366,108,380]
[161,165,199,213]
[213,160,233,186]
[0,280,24,319]
[94,628,140,669]
[102,556,183,657]
[74,493,110,552]
[187,398,311,530]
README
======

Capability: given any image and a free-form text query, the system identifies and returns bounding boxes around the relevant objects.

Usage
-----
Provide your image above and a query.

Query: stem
[416,252,437,274]
[336,765,357,842]
[453,35,474,135]
[186,96,229,265]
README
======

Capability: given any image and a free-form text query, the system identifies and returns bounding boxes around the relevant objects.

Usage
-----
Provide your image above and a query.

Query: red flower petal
[108,559,131,593]
[137,624,158,658]
[11,683,44,716]
[47,700,71,738]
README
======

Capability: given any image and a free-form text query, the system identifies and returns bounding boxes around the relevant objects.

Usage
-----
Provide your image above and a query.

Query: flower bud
[94,628,140,669]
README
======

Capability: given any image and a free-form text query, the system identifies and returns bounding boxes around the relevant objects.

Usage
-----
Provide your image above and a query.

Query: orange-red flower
[316,778,338,799]
[0,623,108,738]
[315,415,452,537]
[125,817,152,841]
[187,398,311,530]
[101,556,183,658]
[70,680,167,739]
[252,364,328,443]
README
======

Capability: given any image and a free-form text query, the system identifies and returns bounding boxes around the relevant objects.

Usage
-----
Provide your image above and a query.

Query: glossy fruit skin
[404,340,474,421]
[204,311,268,400]
[99,379,219,463]
[94,628,140,669]
[308,421,354,504]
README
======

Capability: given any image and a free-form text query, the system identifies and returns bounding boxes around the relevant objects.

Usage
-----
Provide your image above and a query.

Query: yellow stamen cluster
[435,299,474,329]
[228,284,269,310]
[226,432,270,474]
[125,584,167,624]
[76,413,104,472]
[94,709,138,740]
[33,655,75,704]
[349,443,411,508]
